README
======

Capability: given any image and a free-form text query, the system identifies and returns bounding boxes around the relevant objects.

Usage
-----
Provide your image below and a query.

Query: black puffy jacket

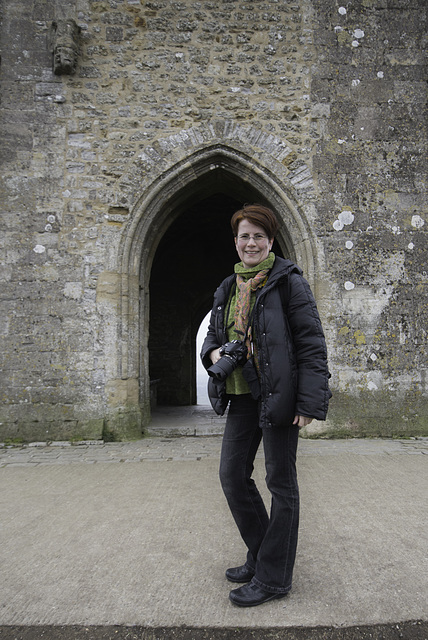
[200,256,332,428]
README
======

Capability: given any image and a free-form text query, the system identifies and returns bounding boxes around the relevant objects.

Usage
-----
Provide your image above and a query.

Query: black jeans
[219,394,300,594]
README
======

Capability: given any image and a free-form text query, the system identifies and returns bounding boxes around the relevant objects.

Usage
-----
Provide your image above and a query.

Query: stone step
[147,405,227,437]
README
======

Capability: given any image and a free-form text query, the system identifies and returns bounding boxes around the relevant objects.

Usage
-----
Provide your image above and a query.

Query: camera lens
[207,355,237,381]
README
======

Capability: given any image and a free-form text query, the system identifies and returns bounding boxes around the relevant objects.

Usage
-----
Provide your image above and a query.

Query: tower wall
[0,0,426,440]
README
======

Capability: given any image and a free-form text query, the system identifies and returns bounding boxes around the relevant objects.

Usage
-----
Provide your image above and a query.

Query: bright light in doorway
[196,312,211,405]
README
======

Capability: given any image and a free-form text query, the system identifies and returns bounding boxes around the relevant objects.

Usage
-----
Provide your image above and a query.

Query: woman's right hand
[209,348,222,364]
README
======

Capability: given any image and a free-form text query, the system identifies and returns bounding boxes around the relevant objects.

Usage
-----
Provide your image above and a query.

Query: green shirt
[225,253,275,395]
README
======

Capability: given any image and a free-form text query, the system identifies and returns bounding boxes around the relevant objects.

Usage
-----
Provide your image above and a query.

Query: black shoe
[229,581,288,607]
[225,564,255,583]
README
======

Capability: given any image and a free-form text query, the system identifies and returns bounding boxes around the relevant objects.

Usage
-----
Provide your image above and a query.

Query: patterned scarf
[233,253,275,357]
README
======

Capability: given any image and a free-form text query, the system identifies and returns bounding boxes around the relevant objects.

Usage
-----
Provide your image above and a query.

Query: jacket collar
[266,256,302,285]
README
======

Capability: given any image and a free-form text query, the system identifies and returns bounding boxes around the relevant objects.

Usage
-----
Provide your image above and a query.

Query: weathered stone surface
[0,0,426,440]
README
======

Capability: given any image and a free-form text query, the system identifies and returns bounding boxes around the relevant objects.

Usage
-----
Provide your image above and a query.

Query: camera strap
[244,305,257,355]
[224,283,236,333]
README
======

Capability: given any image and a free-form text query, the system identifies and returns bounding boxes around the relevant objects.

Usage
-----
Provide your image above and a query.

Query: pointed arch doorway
[116,142,318,434]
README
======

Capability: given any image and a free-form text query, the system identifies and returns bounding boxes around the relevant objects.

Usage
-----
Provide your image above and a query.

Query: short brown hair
[231,204,280,240]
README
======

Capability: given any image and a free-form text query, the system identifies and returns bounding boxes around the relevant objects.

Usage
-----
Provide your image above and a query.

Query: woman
[201,204,331,607]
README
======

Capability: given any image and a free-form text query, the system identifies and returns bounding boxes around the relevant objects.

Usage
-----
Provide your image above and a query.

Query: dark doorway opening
[148,189,283,407]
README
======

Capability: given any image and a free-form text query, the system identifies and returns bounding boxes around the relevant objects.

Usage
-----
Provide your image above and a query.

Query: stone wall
[0,0,426,441]
[311,0,427,436]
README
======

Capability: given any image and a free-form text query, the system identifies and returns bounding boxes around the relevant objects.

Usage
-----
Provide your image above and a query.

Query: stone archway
[103,125,322,435]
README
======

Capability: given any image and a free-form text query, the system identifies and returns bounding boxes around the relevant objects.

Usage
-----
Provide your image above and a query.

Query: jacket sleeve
[200,277,232,370]
[200,283,231,417]
[286,272,331,420]
[200,306,221,370]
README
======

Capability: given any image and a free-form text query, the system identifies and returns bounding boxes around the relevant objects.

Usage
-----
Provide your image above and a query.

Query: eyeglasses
[237,233,268,243]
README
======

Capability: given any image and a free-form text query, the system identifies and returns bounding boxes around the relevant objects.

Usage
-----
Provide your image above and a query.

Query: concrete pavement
[1,414,427,638]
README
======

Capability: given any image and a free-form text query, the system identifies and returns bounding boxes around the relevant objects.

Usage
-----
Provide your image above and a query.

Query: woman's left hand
[293,415,313,428]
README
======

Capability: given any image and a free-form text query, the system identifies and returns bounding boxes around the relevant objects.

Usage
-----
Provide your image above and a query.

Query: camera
[207,340,248,382]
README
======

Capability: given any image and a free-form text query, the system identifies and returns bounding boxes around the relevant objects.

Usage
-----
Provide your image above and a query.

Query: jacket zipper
[252,277,288,401]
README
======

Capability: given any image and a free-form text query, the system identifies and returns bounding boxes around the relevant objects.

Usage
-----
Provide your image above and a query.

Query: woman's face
[235,219,273,269]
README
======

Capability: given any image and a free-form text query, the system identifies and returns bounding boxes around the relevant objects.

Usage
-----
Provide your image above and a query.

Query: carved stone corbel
[49,19,80,75]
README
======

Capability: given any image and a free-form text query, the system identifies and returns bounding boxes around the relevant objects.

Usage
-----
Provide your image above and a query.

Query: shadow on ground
[1,622,427,640]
